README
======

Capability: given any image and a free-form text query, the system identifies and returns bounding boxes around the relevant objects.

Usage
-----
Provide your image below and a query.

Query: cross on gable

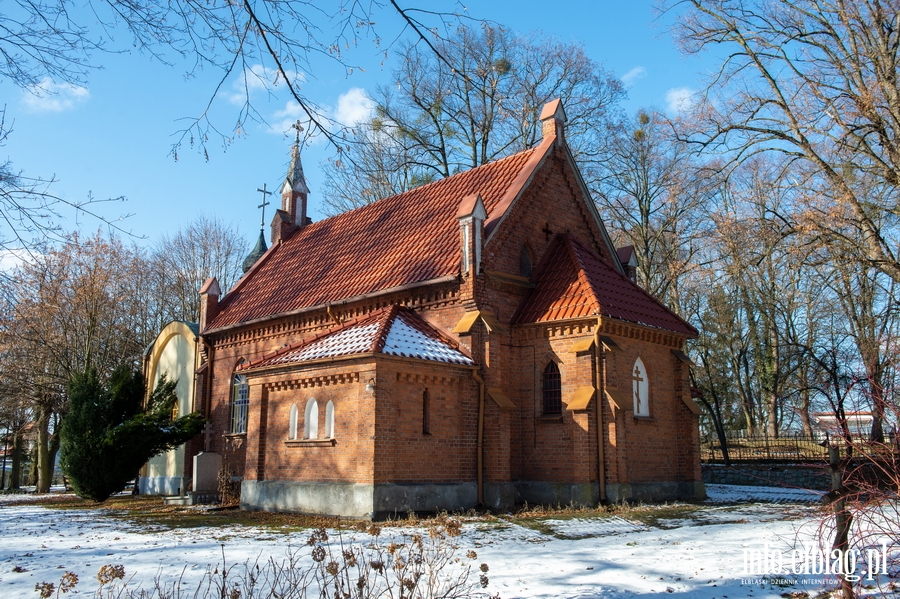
[542,222,553,240]
[256,184,273,229]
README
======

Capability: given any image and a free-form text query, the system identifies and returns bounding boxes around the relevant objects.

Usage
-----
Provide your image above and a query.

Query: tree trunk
[35,407,53,493]
[798,387,813,436]
[868,367,885,443]
[829,445,854,599]
[0,426,7,489]
[9,429,21,490]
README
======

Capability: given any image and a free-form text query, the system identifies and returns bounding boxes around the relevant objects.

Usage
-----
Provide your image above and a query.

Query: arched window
[289,404,299,440]
[542,362,562,415]
[324,401,335,438]
[519,245,533,278]
[231,374,249,434]
[632,357,649,416]
[304,398,319,439]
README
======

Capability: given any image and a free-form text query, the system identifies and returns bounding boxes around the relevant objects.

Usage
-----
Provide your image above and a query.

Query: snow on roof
[239,305,474,371]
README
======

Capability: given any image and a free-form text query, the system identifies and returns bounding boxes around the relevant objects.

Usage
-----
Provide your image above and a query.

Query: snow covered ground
[0,485,895,598]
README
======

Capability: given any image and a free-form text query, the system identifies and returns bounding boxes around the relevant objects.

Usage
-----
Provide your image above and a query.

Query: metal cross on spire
[290,119,304,147]
[256,183,273,229]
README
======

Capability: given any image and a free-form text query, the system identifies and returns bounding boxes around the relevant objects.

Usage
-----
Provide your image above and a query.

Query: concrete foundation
[241,479,706,517]
[605,481,706,503]
[242,481,482,519]
[484,482,516,509]
[139,476,189,496]
[514,481,599,506]
[242,480,375,518]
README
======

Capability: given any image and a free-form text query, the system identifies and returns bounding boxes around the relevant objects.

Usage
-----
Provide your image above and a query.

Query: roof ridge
[484,136,555,239]
[562,234,602,316]
[285,146,540,242]
[370,304,401,353]
[568,236,698,336]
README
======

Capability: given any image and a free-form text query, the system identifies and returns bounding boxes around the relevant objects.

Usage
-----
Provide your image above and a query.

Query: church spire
[280,121,309,225]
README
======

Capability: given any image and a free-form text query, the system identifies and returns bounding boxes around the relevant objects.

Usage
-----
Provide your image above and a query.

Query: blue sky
[2,1,713,255]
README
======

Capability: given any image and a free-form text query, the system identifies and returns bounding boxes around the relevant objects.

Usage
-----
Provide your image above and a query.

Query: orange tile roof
[209,144,545,330]
[238,305,473,370]
[513,235,697,336]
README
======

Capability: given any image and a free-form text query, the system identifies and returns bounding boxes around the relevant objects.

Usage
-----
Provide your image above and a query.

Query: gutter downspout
[472,371,485,505]
[595,317,606,502]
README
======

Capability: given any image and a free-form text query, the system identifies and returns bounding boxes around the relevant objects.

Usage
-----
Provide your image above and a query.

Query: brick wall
[373,359,477,484]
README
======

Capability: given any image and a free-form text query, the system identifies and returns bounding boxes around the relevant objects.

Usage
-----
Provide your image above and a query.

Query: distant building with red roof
[177,99,703,516]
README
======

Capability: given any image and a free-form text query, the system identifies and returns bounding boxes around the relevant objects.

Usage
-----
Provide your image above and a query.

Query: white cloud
[21,78,89,113]
[270,100,307,136]
[227,65,304,106]
[665,87,696,114]
[621,67,647,87]
[266,87,374,140]
[0,249,34,272]
[334,88,375,127]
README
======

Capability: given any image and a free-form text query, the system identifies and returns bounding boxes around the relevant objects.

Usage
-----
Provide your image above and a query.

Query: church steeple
[242,230,268,273]
[280,121,309,227]
[243,184,271,273]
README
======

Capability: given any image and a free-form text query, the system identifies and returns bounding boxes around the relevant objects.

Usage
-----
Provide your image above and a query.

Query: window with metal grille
[231,374,249,434]
[542,362,562,415]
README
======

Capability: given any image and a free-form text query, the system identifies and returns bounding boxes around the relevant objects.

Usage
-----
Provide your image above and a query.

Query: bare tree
[670,0,900,282]
[151,215,248,323]
[596,110,717,308]
[0,232,154,491]
[321,25,625,214]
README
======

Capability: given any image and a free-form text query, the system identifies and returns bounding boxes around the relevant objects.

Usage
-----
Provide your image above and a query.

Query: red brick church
[189,99,703,517]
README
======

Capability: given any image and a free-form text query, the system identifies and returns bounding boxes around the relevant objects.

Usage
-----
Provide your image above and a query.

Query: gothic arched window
[289,403,299,440]
[324,400,335,438]
[519,245,533,278]
[632,357,650,416]
[304,398,319,439]
[231,374,249,434]
[542,362,562,415]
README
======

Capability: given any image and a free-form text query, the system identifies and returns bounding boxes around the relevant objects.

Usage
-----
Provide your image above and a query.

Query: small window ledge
[285,438,336,447]
[632,415,654,422]
[537,415,563,423]
[224,432,247,438]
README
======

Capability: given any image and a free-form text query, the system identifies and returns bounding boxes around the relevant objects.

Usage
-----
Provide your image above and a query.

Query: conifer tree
[60,365,204,502]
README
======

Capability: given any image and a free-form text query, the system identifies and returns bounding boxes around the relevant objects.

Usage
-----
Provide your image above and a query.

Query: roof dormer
[457,194,487,277]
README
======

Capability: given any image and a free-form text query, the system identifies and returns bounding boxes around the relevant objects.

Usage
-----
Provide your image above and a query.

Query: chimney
[457,194,487,277]
[616,245,638,283]
[539,98,567,147]
[199,277,222,332]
